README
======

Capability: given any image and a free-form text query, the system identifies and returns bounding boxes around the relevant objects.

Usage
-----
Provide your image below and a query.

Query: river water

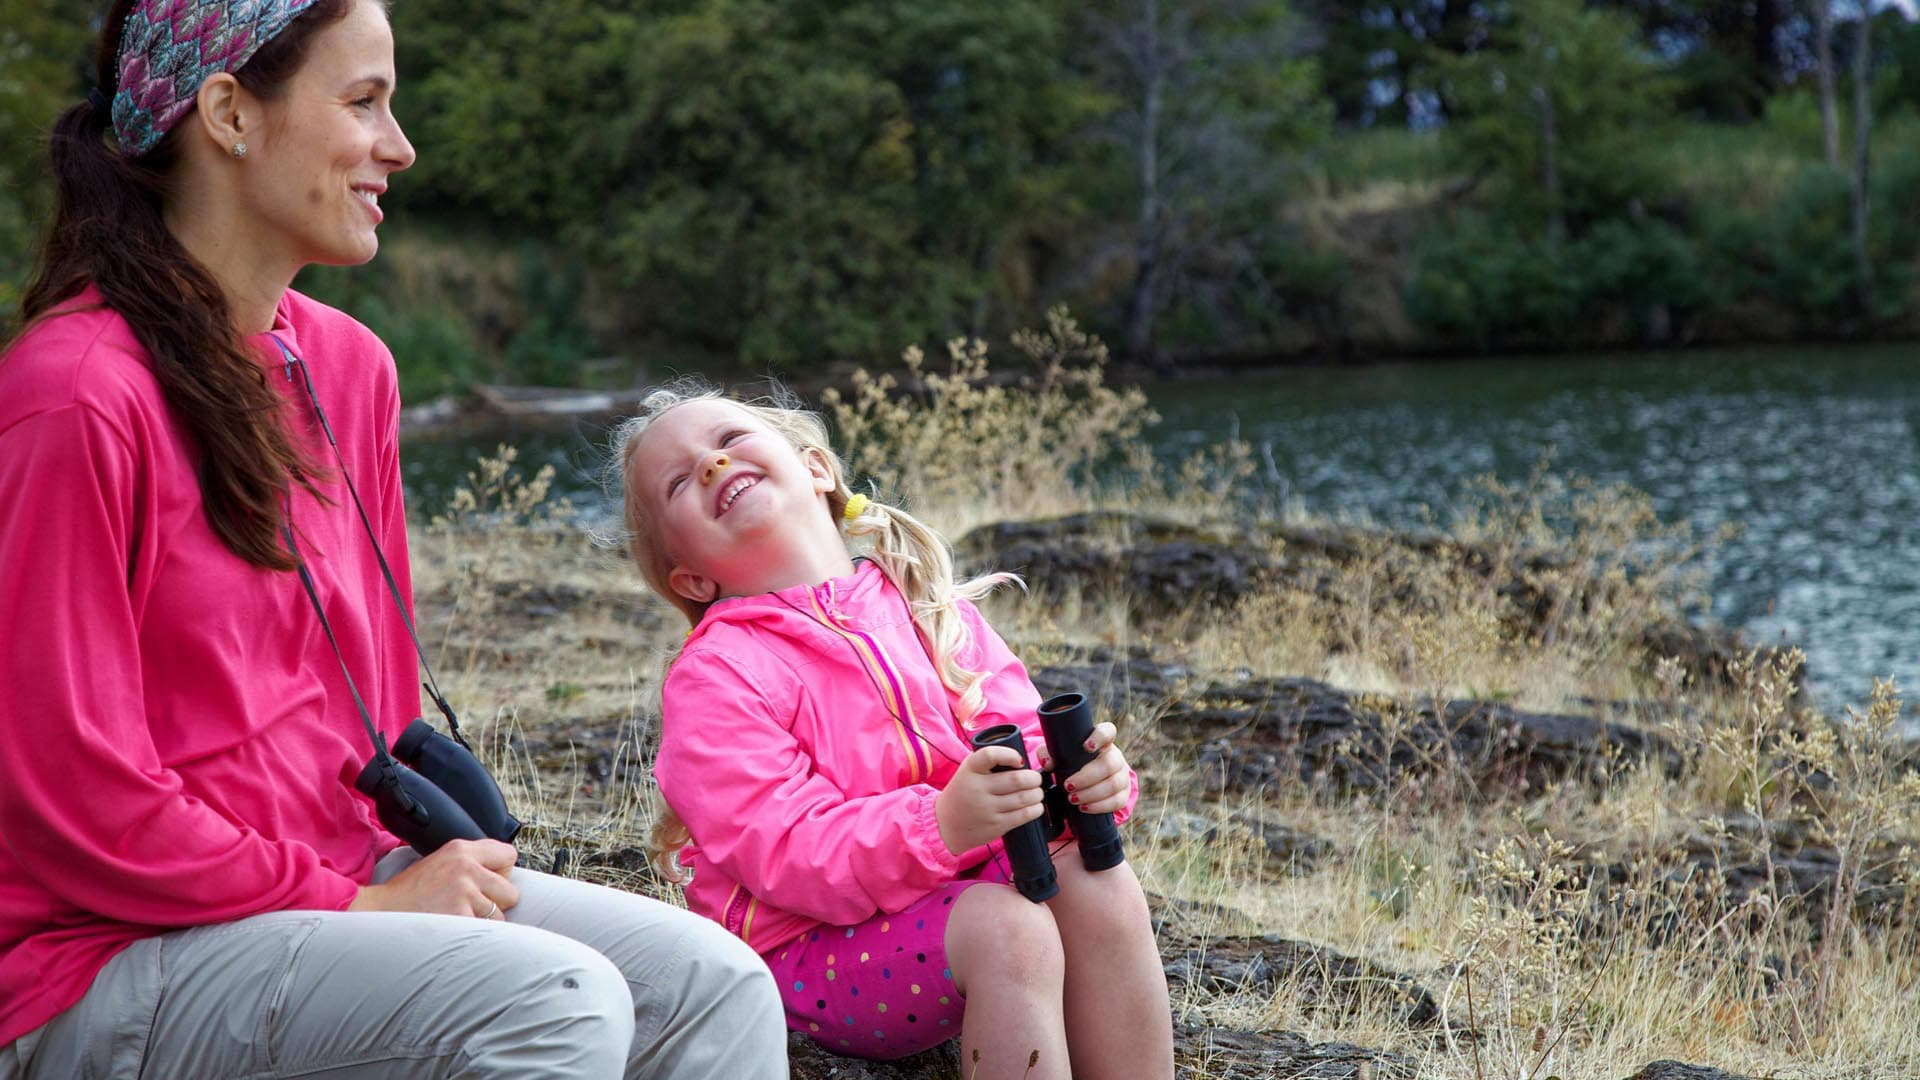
[403,344,1920,709]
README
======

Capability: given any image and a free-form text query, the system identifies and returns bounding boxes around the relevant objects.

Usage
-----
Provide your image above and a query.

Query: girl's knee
[1052,856,1154,940]
[948,885,1065,993]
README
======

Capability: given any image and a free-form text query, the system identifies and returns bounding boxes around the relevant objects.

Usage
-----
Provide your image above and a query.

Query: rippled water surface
[403,344,1920,707]
[1146,346,1920,708]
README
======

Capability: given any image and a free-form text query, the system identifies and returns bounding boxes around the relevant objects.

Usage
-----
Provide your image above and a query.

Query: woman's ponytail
[12,1,354,571]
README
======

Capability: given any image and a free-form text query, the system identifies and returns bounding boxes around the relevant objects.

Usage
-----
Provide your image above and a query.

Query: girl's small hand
[1061,721,1131,817]
[936,745,1046,856]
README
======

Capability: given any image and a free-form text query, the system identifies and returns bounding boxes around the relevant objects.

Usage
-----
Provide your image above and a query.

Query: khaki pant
[0,849,787,1079]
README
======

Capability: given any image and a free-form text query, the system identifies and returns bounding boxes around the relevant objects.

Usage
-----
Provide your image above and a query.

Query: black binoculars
[354,719,522,854]
[968,691,1127,903]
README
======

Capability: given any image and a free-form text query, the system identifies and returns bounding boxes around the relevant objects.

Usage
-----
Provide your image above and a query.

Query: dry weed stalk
[425,444,575,692]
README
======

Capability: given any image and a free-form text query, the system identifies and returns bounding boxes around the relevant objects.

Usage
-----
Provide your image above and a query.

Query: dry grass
[411,324,1920,1078]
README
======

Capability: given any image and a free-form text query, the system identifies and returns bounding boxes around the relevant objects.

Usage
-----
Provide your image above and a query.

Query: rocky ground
[446,512,1892,1079]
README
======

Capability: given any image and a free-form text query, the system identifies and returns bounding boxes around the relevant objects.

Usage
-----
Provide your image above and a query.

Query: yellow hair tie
[842,493,870,522]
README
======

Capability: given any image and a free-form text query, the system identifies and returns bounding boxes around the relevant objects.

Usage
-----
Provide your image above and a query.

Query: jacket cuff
[908,786,967,882]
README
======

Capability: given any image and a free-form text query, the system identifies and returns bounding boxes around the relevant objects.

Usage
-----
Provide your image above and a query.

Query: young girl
[617,384,1175,1079]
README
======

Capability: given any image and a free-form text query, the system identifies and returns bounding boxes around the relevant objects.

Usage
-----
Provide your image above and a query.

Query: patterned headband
[111,0,319,157]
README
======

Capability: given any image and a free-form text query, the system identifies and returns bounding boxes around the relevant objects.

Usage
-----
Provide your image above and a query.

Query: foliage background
[2,1,1918,395]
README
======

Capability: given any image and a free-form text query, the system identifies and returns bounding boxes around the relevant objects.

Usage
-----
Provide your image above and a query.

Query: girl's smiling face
[629,399,838,605]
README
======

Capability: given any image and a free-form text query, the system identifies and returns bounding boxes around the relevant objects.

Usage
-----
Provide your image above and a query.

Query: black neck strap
[267,332,470,754]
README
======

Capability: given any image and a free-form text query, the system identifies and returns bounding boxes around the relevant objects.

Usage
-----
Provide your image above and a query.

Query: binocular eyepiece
[354,719,522,855]
[968,691,1127,904]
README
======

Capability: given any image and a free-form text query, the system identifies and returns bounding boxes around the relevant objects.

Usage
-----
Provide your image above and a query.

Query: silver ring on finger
[480,899,498,920]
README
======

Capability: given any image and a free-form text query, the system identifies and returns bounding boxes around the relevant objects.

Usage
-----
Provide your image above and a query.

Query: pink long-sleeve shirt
[0,288,416,1047]
[655,560,1137,956]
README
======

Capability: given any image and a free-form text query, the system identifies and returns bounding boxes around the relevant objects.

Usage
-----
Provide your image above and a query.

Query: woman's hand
[935,745,1047,855]
[348,839,518,919]
[1052,721,1131,817]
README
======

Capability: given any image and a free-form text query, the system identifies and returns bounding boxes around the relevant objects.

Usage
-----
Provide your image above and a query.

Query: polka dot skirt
[762,861,1012,1061]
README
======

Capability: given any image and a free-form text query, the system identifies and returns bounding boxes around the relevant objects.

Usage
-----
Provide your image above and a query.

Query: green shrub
[1404,212,1580,349]
[502,249,598,388]
[1573,217,1715,328]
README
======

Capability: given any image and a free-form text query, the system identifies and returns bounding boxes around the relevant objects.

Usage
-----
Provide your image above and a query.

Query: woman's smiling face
[237,0,414,269]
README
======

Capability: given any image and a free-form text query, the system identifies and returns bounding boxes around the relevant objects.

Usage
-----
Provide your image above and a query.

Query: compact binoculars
[354,718,522,855]
[969,691,1126,903]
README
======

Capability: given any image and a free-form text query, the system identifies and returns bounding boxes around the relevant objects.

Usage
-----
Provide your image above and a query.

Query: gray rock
[788,1034,961,1079]
[1624,1061,1755,1080]
[1030,653,1677,797]
[785,1024,1417,1080]
[965,511,1795,694]
[1162,934,1439,1028]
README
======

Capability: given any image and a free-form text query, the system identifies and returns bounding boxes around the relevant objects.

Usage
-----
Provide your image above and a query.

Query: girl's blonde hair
[611,378,1018,878]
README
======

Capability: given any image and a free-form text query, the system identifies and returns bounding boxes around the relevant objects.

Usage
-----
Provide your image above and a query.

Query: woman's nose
[700,452,731,486]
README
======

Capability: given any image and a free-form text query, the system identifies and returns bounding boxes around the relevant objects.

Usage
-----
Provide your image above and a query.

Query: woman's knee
[499,930,633,1037]
[947,884,1065,995]
[675,910,782,1017]
[476,929,636,1071]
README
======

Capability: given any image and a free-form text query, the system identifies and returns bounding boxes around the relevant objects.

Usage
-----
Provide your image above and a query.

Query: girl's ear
[668,564,719,605]
[803,447,837,495]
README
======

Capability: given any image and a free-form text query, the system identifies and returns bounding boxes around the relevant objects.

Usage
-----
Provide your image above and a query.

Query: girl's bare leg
[945,883,1071,1080]
[1047,843,1175,1080]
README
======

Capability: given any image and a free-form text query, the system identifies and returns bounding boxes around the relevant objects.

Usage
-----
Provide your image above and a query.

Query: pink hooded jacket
[654,560,1137,956]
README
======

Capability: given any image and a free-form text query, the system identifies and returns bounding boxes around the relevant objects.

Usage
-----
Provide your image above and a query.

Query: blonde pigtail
[845,497,1020,727]
[646,803,694,884]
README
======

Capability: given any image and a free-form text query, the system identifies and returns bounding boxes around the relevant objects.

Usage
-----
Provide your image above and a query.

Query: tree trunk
[1753,0,1783,100]
[1813,0,1840,165]
[1852,2,1873,311]
[1125,0,1164,361]
[1533,82,1563,241]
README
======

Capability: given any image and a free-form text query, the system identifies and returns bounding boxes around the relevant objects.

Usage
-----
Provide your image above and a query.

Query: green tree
[1591,0,1785,119]
[1437,0,1673,234]
[1300,1,1488,127]
[1080,0,1327,359]
[390,0,1079,369]
[0,1,94,309]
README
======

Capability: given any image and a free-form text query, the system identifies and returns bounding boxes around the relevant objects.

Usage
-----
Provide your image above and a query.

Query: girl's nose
[700,452,731,486]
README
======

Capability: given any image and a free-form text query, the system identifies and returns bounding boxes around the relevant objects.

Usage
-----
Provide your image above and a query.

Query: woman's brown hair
[12,0,363,570]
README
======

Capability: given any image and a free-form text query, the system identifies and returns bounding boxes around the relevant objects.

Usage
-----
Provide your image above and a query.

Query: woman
[0,2,786,1077]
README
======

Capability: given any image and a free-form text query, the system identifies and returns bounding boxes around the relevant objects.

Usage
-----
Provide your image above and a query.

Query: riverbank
[407,429,1920,1076]
[400,337,1920,723]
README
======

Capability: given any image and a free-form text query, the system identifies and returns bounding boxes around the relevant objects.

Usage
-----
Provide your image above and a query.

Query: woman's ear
[190,72,258,158]
[668,564,720,606]
[804,447,837,495]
